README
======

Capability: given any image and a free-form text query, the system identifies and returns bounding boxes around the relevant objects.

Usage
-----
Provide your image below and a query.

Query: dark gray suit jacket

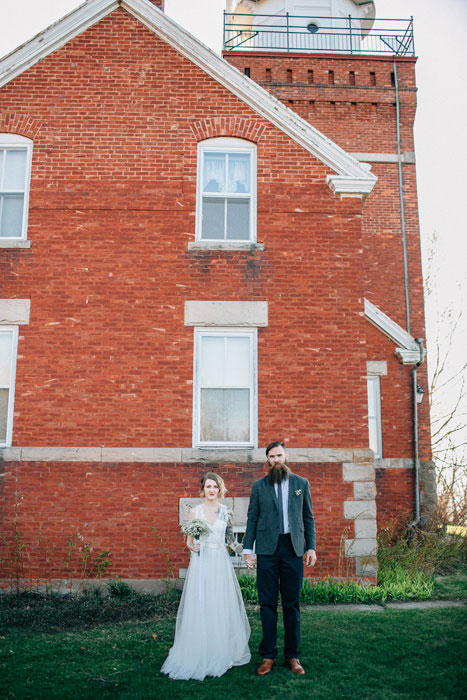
[243,473,316,557]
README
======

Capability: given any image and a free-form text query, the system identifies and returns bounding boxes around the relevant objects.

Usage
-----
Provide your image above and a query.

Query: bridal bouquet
[181,518,211,540]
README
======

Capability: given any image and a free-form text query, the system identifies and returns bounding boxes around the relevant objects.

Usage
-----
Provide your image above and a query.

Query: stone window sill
[188,241,264,251]
[0,240,31,249]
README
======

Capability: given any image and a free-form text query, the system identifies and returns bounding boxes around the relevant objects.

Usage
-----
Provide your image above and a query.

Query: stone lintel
[184,300,268,327]
[0,299,31,325]
[367,360,388,376]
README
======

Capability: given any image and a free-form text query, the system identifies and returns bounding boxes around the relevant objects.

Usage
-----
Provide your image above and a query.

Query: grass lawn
[1,607,466,700]
[434,569,467,600]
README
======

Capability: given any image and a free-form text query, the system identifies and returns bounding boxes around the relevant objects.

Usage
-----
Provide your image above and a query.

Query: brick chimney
[148,0,165,9]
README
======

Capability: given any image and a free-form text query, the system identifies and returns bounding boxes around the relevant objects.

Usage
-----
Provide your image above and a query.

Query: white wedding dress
[161,503,251,680]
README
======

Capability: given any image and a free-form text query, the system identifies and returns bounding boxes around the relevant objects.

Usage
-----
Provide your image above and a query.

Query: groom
[242,441,316,676]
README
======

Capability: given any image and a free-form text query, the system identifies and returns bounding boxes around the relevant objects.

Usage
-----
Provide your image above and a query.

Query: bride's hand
[188,542,200,553]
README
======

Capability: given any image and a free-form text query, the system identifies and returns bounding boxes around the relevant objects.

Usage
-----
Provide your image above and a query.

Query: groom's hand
[243,553,257,570]
[305,549,317,567]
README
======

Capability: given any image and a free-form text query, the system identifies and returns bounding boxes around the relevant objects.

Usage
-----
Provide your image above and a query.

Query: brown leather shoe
[285,658,305,675]
[257,658,276,675]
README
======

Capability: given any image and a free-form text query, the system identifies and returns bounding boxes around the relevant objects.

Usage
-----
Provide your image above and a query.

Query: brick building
[0,0,434,590]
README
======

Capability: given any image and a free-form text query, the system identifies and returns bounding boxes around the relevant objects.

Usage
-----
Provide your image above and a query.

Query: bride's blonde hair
[200,472,227,499]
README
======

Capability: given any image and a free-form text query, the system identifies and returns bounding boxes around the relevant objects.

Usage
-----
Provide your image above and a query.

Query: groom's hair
[265,441,286,456]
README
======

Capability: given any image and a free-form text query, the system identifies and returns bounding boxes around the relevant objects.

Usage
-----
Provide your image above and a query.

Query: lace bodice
[192,503,243,554]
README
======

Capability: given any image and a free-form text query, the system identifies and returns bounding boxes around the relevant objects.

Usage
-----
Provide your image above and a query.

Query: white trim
[364,298,422,365]
[0,0,377,200]
[0,135,33,241]
[184,301,268,327]
[0,326,19,447]
[0,299,31,325]
[196,137,257,243]
[193,327,257,449]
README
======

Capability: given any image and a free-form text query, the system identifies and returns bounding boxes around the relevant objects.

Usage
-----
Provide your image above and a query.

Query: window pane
[0,195,24,238]
[3,150,27,189]
[0,389,8,442]
[225,388,250,441]
[203,152,226,193]
[200,336,224,386]
[228,153,250,194]
[225,336,250,386]
[0,332,13,384]
[200,388,250,442]
[367,376,377,415]
[226,198,250,240]
[202,197,225,239]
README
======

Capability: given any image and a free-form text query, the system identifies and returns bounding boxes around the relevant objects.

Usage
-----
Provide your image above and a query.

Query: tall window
[0,327,19,446]
[0,135,33,240]
[197,138,256,242]
[194,328,257,447]
[367,376,382,459]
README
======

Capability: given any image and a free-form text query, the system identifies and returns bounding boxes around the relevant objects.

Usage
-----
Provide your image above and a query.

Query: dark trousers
[256,533,304,659]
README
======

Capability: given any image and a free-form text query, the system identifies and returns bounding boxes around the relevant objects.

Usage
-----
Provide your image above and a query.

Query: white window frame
[193,327,257,448]
[196,137,257,243]
[0,326,19,447]
[0,134,33,241]
[367,375,383,459]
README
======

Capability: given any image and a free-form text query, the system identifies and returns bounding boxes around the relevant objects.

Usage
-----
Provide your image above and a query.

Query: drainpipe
[393,60,411,334]
[394,60,424,526]
[409,338,425,529]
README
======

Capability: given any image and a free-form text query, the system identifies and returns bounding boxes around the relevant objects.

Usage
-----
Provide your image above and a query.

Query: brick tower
[223,0,435,523]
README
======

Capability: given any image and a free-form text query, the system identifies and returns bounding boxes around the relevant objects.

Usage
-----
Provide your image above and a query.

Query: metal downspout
[393,60,411,334]
[394,60,423,525]
[410,339,426,528]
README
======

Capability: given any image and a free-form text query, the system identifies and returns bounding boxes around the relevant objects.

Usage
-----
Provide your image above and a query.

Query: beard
[268,463,290,485]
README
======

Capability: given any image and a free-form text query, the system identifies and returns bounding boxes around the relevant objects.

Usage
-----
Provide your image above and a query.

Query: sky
[0,0,466,451]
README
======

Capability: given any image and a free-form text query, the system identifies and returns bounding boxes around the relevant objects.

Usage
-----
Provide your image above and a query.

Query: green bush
[108,576,134,599]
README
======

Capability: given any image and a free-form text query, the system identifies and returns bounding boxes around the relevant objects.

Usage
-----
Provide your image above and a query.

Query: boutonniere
[295,489,302,496]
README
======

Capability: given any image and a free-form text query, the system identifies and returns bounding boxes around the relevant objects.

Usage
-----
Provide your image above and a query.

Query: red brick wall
[375,467,414,530]
[0,8,431,584]
[1,9,370,449]
[0,462,353,582]
[224,50,431,462]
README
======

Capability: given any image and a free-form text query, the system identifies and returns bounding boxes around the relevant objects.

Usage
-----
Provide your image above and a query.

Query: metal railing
[223,14,415,56]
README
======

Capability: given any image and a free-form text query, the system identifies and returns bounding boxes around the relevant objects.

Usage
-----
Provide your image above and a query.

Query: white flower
[295,489,302,496]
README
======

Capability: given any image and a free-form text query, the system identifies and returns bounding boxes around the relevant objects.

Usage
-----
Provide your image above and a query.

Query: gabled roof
[364,299,422,365]
[0,0,377,200]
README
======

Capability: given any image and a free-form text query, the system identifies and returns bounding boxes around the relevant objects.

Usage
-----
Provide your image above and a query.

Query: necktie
[278,483,285,534]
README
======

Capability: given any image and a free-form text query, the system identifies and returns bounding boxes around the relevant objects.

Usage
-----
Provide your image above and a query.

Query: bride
[161,472,251,680]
